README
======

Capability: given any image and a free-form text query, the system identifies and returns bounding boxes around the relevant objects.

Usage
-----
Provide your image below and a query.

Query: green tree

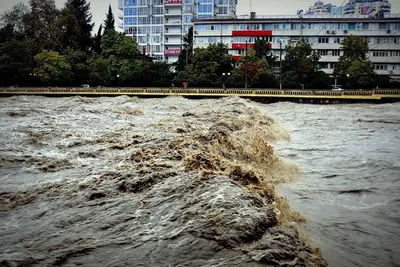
[347,59,375,88]
[34,50,72,85]
[174,26,193,72]
[103,5,115,33]
[282,39,320,88]
[88,56,111,86]
[309,70,331,89]
[137,61,173,87]
[24,0,61,52]
[233,49,272,87]
[0,3,29,40]
[187,43,233,86]
[59,0,94,52]
[65,49,90,85]
[92,24,103,54]
[254,38,275,67]
[101,30,139,59]
[0,40,34,86]
[341,35,369,61]
[89,30,140,86]
[334,36,375,88]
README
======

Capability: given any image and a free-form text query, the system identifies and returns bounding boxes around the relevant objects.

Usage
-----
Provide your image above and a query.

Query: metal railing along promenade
[1,87,399,101]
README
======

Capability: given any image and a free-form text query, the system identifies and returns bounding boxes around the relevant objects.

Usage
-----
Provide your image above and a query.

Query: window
[138,7,150,15]
[217,7,228,14]
[124,26,137,34]
[153,7,163,15]
[138,0,149,5]
[198,4,212,13]
[372,51,389,57]
[391,51,400,57]
[319,63,328,69]
[317,50,328,56]
[332,50,340,56]
[152,26,163,34]
[374,64,388,70]
[348,23,356,30]
[124,17,137,25]
[152,36,163,43]
[153,0,163,5]
[379,23,387,30]
[138,36,149,43]
[152,17,163,24]
[125,0,137,5]
[138,26,150,33]
[184,15,193,23]
[318,37,329,43]
[124,8,137,15]
[362,23,369,30]
[334,37,340,43]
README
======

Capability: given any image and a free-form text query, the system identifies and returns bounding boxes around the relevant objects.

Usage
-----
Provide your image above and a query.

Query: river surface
[0,96,399,267]
[260,102,400,267]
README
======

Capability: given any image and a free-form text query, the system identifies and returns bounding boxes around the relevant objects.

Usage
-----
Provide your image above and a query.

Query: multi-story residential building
[304,0,391,17]
[305,0,331,15]
[343,0,391,18]
[192,13,400,77]
[118,0,237,63]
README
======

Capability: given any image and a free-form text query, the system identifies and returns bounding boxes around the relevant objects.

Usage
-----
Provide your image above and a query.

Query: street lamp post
[279,39,284,90]
[245,40,248,89]
[222,72,230,89]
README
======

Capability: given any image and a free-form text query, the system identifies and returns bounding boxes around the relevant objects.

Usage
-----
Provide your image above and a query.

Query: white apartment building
[118,0,237,63]
[192,13,400,77]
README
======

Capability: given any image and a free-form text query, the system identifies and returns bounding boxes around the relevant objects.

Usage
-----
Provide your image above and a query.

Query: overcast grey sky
[1,0,399,31]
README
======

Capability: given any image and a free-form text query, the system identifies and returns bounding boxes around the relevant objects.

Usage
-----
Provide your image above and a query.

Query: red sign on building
[165,49,181,55]
[165,0,182,4]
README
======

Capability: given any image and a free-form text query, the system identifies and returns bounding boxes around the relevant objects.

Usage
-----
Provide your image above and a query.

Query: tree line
[0,1,397,88]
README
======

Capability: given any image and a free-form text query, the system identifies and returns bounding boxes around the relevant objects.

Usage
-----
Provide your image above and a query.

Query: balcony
[164,31,182,36]
[118,0,124,10]
[165,11,182,17]
[165,20,182,26]
[118,23,123,29]
[118,13,123,20]
[165,40,182,45]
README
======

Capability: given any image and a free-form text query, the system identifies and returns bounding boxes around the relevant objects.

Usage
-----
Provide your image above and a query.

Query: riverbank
[0,96,327,266]
[1,87,400,104]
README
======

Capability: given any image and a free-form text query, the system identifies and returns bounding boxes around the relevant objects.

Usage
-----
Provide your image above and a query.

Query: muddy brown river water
[0,96,399,267]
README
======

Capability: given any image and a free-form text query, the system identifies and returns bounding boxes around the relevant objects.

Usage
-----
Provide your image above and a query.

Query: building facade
[304,0,391,17]
[343,0,391,17]
[118,0,237,63]
[192,14,400,77]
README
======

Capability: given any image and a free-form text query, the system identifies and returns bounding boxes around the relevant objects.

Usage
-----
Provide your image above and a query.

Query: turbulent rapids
[0,96,326,266]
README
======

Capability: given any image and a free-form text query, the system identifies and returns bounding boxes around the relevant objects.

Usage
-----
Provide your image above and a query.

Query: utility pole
[279,40,283,90]
[245,40,248,89]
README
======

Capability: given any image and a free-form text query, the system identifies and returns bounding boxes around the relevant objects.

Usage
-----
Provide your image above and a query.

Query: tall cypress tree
[61,0,94,51]
[103,5,115,33]
[93,24,103,54]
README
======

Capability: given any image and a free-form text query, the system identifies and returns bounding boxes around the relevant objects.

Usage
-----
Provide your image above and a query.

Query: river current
[0,96,399,267]
[260,102,400,267]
